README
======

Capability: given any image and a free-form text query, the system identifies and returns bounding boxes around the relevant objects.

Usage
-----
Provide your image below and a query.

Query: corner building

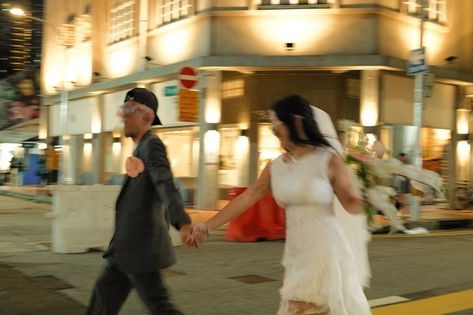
[40,0,473,209]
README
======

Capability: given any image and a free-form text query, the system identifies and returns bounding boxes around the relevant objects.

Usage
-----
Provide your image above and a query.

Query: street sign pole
[413,73,423,168]
[408,0,426,221]
[407,47,426,168]
[411,0,426,169]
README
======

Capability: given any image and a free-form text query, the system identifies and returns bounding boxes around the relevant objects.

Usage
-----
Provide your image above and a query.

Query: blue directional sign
[407,47,428,76]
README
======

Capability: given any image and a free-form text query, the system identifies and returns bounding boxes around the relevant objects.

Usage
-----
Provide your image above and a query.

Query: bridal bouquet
[337,120,376,225]
[344,147,377,226]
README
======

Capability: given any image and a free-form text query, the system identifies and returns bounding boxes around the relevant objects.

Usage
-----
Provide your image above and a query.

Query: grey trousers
[86,260,184,315]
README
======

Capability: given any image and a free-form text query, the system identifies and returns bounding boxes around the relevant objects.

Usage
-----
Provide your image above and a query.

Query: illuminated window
[75,14,92,43]
[59,24,75,47]
[222,79,244,99]
[402,0,446,23]
[156,0,191,26]
[257,0,328,6]
[108,0,136,43]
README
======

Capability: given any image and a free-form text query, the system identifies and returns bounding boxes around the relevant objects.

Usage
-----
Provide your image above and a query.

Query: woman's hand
[185,224,210,247]
[329,154,363,214]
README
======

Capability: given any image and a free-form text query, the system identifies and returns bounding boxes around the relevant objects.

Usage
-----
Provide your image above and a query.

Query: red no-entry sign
[179,66,198,89]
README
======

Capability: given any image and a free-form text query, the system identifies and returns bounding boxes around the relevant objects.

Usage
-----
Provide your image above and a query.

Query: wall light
[144,56,160,67]
[285,42,295,51]
[204,130,220,164]
[445,56,458,64]
[93,72,110,80]
[456,108,470,135]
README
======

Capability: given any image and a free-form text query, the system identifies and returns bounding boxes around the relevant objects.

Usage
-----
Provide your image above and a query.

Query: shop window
[156,128,197,177]
[222,79,244,99]
[258,124,283,175]
[108,0,136,43]
[421,127,450,173]
[218,126,249,187]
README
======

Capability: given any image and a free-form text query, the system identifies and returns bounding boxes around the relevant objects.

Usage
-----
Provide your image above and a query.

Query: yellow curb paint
[372,288,473,315]
[373,230,473,239]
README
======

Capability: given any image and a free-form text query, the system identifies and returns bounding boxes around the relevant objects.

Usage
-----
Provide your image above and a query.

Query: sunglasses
[117,104,147,120]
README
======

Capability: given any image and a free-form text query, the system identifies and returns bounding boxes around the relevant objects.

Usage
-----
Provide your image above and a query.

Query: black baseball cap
[124,87,162,125]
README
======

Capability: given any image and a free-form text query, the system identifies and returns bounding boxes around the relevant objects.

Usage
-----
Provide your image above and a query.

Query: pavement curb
[0,190,51,204]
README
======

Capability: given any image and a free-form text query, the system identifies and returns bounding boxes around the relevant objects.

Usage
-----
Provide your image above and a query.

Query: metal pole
[59,74,72,184]
[23,14,72,184]
[412,0,425,169]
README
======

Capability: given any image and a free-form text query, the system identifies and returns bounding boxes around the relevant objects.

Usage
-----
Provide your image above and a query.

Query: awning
[0,119,38,143]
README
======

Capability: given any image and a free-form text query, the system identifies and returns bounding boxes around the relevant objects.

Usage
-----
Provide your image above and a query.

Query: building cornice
[41,54,473,105]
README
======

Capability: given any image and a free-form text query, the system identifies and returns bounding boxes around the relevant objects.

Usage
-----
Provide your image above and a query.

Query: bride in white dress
[189,95,372,315]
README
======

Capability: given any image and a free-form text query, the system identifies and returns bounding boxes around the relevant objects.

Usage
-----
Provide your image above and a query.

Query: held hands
[183,224,210,248]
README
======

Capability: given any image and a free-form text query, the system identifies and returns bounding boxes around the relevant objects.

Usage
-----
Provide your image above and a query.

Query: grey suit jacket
[104,131,191,274]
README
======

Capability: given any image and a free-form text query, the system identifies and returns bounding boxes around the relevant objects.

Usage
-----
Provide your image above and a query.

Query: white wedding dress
[271,146,372,315]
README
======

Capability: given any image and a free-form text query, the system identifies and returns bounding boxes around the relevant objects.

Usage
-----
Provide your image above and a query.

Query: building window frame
[402,0,447,24]
[154,0,193,26]
[108,0,137,44]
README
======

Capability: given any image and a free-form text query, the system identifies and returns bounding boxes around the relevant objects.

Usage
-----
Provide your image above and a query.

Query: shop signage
[407,47,427,76]
[179,66,198,89]
[164,85,178,97]
[178,89,199,122]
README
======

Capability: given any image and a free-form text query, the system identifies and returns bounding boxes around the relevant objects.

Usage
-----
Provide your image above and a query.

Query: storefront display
[258,124,282,175]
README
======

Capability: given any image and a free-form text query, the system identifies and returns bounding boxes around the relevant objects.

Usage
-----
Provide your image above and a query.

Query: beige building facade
[38,0,473,208]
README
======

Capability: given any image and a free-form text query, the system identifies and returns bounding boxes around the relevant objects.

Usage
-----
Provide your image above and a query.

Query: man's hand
[186,224,209,248]
[179,224,193,246]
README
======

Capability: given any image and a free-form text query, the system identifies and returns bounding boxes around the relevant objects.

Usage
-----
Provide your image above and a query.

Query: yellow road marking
[373,229,473,239]
[372,288,473,315]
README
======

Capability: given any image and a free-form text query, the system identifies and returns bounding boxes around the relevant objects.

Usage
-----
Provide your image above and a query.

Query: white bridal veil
[311,106,371,288]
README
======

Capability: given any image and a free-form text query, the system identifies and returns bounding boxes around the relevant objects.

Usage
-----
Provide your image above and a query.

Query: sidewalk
[0,185,51,203]
[1,184,472,232]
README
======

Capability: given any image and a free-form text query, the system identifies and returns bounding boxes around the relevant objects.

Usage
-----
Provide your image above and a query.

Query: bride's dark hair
[270,94,332,148]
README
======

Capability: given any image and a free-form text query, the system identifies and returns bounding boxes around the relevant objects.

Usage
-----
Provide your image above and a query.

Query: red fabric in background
[225,187,285,242]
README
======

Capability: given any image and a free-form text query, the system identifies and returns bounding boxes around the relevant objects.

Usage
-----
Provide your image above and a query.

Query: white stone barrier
[47,185,182,253]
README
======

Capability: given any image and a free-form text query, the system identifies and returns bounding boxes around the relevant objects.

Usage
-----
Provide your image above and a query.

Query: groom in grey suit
[86,88,192,315]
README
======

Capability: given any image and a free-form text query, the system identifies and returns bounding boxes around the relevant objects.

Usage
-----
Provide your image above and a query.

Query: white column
[58,45,72,184]
[360,69,380,128]
[91,98,103,184]
[197,71,222,210]
[138,0,149,72]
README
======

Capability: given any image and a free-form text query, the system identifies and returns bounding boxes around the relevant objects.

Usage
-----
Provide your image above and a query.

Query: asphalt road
[1,195,473,314]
